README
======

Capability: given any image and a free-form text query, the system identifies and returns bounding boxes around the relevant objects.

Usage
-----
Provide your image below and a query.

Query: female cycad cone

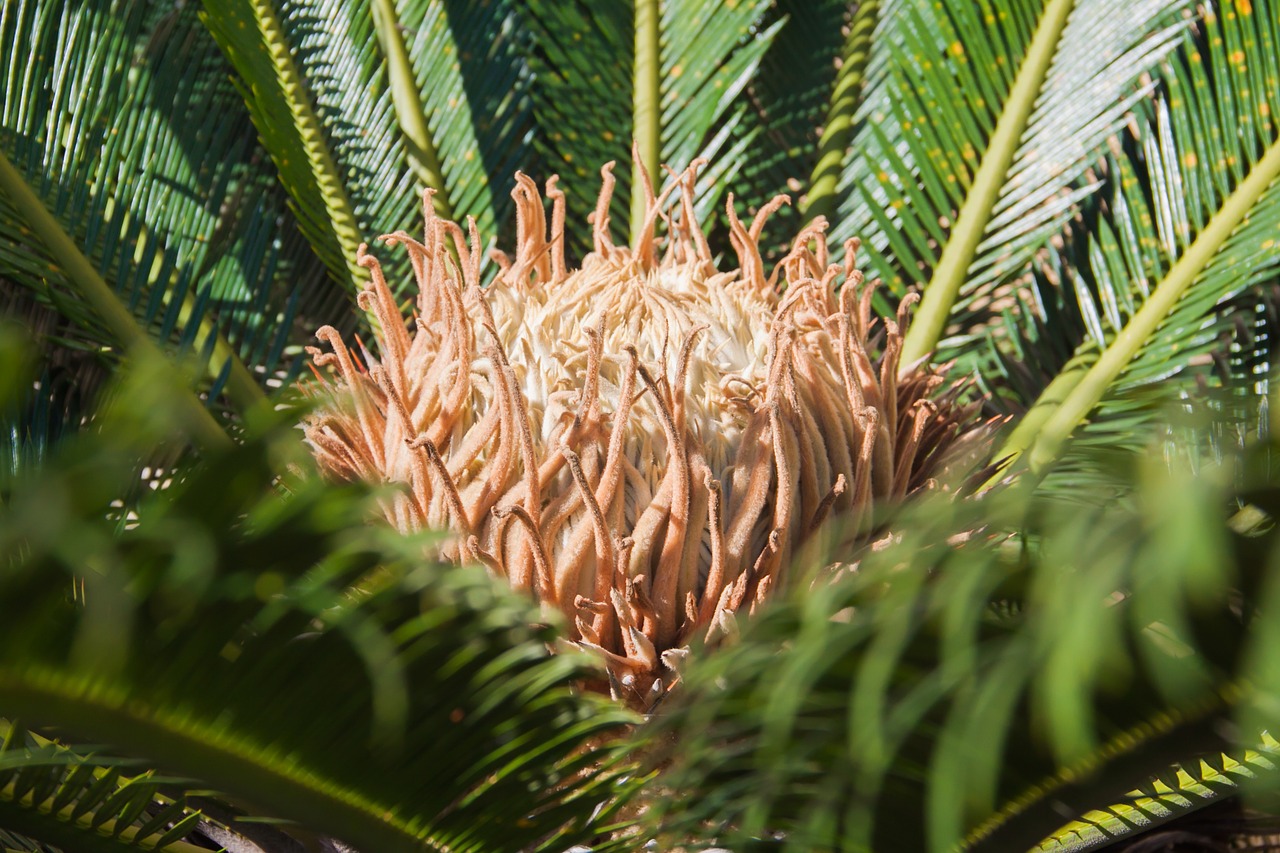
[304,155,975,705]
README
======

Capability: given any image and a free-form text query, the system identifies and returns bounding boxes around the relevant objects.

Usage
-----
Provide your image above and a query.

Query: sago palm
[1,0,1279,851]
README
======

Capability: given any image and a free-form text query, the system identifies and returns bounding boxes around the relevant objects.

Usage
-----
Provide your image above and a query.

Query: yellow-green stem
[1019,137,1280,474]
[802,0,880,225]
[901,0,1077,366]
[631,0,660,240]
[248,0,367,290]
[370,0,454,222]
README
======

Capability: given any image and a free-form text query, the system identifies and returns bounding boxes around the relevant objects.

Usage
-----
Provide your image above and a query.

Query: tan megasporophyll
[304,157,976,706]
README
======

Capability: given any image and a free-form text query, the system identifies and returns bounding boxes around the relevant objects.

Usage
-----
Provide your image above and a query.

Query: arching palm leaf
[200,0,532,304]
[815,0,1192,367]
[997,1,1280,477]
[0,344,641,853]
[0,0,305,432]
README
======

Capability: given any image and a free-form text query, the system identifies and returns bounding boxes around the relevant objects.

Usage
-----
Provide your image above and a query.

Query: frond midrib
[901,0,1077,366]
[370,0,454,222]
[996,134,1280,475]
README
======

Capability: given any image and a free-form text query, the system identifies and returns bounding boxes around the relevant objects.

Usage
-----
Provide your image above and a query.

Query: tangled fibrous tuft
[304,151,980,707]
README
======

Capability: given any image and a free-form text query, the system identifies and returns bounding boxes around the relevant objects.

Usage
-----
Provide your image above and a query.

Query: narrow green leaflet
[0,351,641,853]
[0,724,210,853]
[0,0,295,427]
[998,2,1280,475]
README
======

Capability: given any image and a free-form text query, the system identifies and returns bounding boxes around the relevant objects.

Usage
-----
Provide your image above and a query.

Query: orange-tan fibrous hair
[303,152,977,706]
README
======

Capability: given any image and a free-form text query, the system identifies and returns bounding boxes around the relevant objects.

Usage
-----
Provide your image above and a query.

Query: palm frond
[0,340,641,853]
[522,0,631,256]
[647,436,1279,852]
[997,2,1280,476]
[799,0,880,225]
[524,0,779,254]
[1038,736,1280,852]
[0,723,210,853]
[816,0,1192,367]
[201,0,532,305]
[0,0,299,431]
[384,0,534,243]
[654,0,782,223]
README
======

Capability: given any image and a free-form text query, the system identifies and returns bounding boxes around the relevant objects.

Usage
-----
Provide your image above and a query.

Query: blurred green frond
[0,337,641,853]
[648,434,1280,852]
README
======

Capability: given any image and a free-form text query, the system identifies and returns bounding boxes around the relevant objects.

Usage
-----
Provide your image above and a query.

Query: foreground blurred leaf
[0,334,641,853]
[649,431,1280,852]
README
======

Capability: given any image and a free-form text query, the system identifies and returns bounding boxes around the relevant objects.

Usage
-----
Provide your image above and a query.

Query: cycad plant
[3,0,1280,851]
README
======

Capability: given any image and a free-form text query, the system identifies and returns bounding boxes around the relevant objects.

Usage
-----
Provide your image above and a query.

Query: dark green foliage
[0,330,641,853]
[0,0,307,414]
[649,434,1280,852]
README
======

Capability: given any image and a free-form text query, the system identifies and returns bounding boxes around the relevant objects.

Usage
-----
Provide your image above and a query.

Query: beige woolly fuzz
[304,154,975,706]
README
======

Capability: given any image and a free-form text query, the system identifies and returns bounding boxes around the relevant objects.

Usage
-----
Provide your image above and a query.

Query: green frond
[997,2,1280,476]
[203,0,532,302]
[0,149,230,452]
[657,0,781,224]
[647,436,1280,852]
[198,0,371,296]
[801,0,880,226]
[1037,736,1280,852]
[719,0,891,261]
[819,0,1191,361]
[392,0,534,246]
[370,0,454,222]
[0,0,301,432]
[0,724,210,853]
[525,0,779,253]
[522,0,632,256]
[0,345,641,853]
